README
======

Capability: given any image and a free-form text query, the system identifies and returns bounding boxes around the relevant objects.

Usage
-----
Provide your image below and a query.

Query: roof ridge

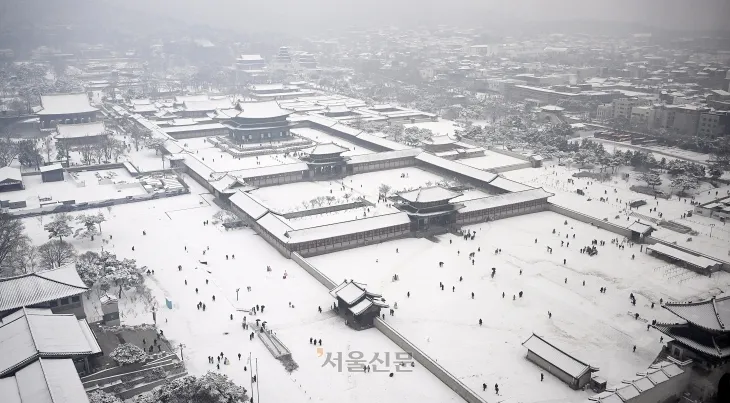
[37,358,57,403]
[711,297,725,330]
[525,333,590,368]
[22,307,40,355]
[35,268,88,290]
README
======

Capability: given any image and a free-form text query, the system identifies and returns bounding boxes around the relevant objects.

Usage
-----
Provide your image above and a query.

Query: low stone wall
[291,252,337,289]
[486,161,533,173]
[7,188,189,219]
[282,200,369,219]
[548,203,633,238]
[645,236,730,271]
[66,162,127,172]
[487,146,531,161]
[374,318,488,403]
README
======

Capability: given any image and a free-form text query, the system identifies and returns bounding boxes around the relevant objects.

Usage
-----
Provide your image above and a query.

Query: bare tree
[37,240,77,270]
[0,213,29,276]
[0,136,18,167]
[41,135,54,163]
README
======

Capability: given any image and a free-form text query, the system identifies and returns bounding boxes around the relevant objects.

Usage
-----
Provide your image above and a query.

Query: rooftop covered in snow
[55,122,106,139]
[0,308,101,377]
[0,266,88,314]
[398,186,462,204]
[37,93,97,116]
[0,358,90,403]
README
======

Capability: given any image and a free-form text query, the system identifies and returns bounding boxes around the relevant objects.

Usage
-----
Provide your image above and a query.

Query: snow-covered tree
[87,390,122,403]
[132,372,247,403]
[378,183,392,197]
[74,251,144,297]
[640,171,662,189]
[110,343,148,366]
[670,174,700,195]
[74,213,106,240]
[37,240,76,269]
[44,213,73,242]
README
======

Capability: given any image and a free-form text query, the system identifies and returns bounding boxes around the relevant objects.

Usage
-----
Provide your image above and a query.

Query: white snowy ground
[285,207,386,229]
[5,171,147,209]
[21,177,461,403]
[504,163,729,261]
[342,166,451,198]
[310,211,730,403]
[249,167,446,215]
[458,150,528,170]
[404,120,462,136]
[292,128,375,157]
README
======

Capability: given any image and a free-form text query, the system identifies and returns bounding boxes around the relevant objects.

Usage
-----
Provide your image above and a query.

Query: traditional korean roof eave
[663,296,730,333]
[652,322,730,359]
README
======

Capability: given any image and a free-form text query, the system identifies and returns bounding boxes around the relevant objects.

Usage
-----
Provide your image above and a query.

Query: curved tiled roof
[0,266,88,312]
[663,295,730,332]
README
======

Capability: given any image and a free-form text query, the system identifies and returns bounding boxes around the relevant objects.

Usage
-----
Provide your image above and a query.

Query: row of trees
[0,211,109,277]
[88,372,248,403]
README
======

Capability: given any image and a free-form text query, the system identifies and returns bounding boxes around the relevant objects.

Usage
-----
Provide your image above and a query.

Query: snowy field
[188,147,299,172]
[342,167,451,199]
[310,211,730,402]
[292,127,375,157]
[404,120,462,136]
[504,163,729,261]
[3,171,147,209]
[458,150,528,170]
[285,207,391,230]
[21,178,461,403]
[249,167,448,215]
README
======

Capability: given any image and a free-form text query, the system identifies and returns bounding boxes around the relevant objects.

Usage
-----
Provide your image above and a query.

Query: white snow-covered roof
[613,383,640,401]
[132,104,158,113]
[162,123,226,134]
[10,358,89,403]
[0,166,22,183]
[648,243,720,270]
[416,152,498,184]
[0,376,21,403]
[238,54,264,61]
[174,95,209,103]
[663,295,730,332]
[489,177,534,192]
[309,143,349,155]
[55,122,106,139]
[183,99,232,112]
[329,281,367,305]
[356,132,412,150]
[0,266,88,313]
[623,376,654,392]
[230,162,309,180]
[627,221,653,234]
[229,191,269,221]
[286,212,411,244]
[398,186,461,203]
[326,105,350,114]
[346,149,422,165]
[39,164,63,173]
[37,94,96,115]
[522,333,592,379]
[459,188,553,213]
[234,101,291,119]
[422,135,457,145]
[0,308,100,377]
[349,298,374,315]
[645,368,669,384]
[256,213,293,243]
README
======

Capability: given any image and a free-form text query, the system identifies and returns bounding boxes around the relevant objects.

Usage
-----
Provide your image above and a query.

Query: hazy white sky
[118,0,729,32]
